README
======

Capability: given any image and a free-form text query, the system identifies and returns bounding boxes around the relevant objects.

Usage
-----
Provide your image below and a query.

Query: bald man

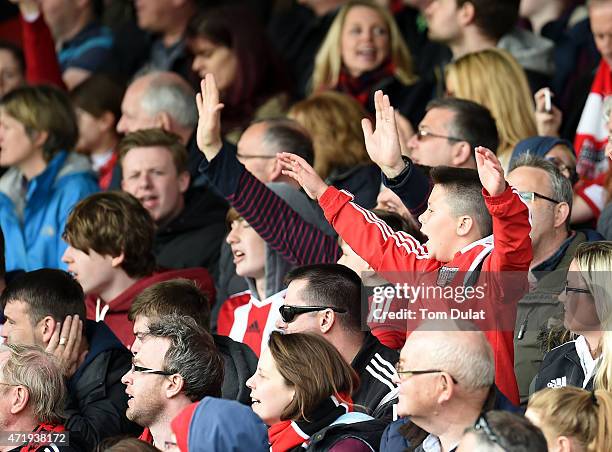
[385,321,497,451]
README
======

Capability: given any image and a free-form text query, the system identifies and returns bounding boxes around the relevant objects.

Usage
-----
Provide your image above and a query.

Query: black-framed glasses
[394,363,458,384]
[474,414,506,451]
[236,152,276,160]
[518,191,561,204]
[130,363,174,376]
[279,305,347,323]
[416,128,464,143]
[562,282,591,297]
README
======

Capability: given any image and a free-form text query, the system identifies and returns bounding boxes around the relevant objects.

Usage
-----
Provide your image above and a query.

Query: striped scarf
[268,394,353,452]
[337,60,396,109]
[574,59,612,181]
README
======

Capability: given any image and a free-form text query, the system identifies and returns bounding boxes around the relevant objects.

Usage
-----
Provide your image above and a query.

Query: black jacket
[64,321,141,449]
[213,334,258,405]
[533,340,595,393]
[351,332,399,423]
[154,185,228,281]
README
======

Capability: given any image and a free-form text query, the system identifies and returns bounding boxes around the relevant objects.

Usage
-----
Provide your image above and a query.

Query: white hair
[139,71,198,129]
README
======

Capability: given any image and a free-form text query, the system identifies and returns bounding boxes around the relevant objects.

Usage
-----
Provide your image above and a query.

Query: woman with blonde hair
[445,48,537,171]
[289,91,380,207]
[311,0,432,129]
[533,241,612,392]
[246,331,383,451]
[526,387,612,452]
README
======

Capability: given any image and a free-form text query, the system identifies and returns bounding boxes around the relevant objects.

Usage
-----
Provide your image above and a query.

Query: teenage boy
[61,191,214,347]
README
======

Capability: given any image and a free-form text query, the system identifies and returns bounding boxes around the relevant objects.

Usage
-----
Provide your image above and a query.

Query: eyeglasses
[394,363,458,384]
[130,363,174,376]
[416,128,464,143]
[562,282,591,297]
[474,414,506,451]
[236,152,276,160]
[278,305,347,323]
[518,191,561,204]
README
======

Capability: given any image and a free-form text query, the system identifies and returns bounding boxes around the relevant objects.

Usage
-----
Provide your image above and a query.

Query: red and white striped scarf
[574,59,612,181]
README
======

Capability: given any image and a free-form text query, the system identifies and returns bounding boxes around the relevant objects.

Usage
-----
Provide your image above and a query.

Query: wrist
[382,158,408,179]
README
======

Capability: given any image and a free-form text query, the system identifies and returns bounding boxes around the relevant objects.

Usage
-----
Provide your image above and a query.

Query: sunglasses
[130,363,173,376]
[279,305,347,323]
[518,191,561,204]
[562,282,591,297]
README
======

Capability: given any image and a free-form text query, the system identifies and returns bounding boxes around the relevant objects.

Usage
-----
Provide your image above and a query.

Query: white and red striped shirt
[217,289,286,357]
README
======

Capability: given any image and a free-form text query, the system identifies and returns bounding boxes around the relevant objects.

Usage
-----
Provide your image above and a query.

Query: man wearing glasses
[382,321,497,452]
[121,315,224,449]
[507,155,603,404]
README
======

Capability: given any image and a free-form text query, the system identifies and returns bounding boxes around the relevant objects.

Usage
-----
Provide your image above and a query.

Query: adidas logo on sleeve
[546,376,567,388]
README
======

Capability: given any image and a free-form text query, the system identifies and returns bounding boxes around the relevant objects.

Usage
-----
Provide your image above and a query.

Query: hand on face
[45,315,88,378]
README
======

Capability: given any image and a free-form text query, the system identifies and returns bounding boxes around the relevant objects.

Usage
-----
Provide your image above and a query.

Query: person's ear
[39,316,57,344]
[178,170,190,194]
[165,374,185,399]
[9,385,30,415]
[451,142,473,167]
[436,373,454,404]
[457,1,476,26]
[319,309,335,334]
[31,130,48,150]
[555,435,572,452]
[456,215,474,237]
[111,253,125,268]
[155,112,172,132]
[554,202,570,229]
[98,111,117,133]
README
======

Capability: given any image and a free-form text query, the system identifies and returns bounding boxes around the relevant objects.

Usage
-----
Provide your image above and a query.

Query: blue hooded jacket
[0,150,98,271]
[172,397,269,452]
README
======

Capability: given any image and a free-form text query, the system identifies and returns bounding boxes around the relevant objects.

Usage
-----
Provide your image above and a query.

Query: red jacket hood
[85,267,214,347]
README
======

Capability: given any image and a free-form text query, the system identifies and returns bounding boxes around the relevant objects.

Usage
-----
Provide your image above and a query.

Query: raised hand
[195,73,225,161]
[361,90,406,178]
[278,152,329,200]
[46,315,88,378]
[475,146,506,197]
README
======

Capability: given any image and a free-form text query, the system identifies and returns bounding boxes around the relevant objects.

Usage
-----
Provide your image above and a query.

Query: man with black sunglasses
[275,264,400,422]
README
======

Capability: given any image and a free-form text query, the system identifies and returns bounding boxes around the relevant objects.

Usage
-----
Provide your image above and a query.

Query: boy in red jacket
[277,91,532,405]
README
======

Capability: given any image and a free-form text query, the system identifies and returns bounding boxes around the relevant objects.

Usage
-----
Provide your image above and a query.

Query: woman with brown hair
[247,331,383,451]
[289,91,380,207]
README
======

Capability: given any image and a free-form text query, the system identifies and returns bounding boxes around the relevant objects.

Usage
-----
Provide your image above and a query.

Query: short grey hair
[260,118,315,165]
[0,343,65,424]
[509,154,573,231]
[147,315,224,401]
[416,320,495,391]
[140,72,198,129]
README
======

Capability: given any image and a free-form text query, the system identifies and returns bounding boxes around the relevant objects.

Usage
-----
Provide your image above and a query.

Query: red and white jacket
[217,289,286,358]
[319,185,532,405]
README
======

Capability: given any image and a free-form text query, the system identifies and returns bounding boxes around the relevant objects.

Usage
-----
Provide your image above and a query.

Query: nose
[61,246,74,264]
[226,227,239,245]
[391,371,401,385]
[275,316,288,330]
[417,210,427,225]
[121,369,133,385]
[131,339,141,355]
[192,56,205,74]
[245,374,255,389]
[116,115,127,134]
[137,172,152,189]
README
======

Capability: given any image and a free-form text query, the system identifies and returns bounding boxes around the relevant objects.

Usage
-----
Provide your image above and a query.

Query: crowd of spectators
[0,0,612,451]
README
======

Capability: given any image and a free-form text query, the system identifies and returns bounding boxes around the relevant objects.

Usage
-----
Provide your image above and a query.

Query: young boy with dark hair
[62,191,214,347]
[279,91,532,405]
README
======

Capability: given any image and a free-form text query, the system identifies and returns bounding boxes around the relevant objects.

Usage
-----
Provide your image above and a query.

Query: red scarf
[97,150,118,191]
[20,423,66,452]
[574,59,612,181]
[268,394,353,452]
[337,60,396,109]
